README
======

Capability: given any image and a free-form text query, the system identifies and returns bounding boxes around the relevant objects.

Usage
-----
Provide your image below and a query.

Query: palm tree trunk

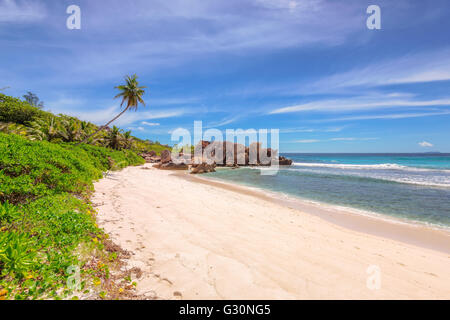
[76,107,129,145]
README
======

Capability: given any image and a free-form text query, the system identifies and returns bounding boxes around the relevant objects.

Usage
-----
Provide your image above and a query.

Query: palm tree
[77,74,146,145]
[122,130,134,149]
[104,126,124,150]
[28,117,62,141]
[59,117,83,142]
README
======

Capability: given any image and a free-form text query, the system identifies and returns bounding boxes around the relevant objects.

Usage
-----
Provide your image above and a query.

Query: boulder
[140,151,158,163]
[190,140,292,167]
[158,162,188,170]
[190,162,216,174]
[279,156,293,166]
[148,156,161,163]
[160,149,172,164]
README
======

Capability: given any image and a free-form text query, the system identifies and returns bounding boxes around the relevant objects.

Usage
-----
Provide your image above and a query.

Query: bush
[0,133,144,299]
[0,94,48,125]
[0,134,144,205]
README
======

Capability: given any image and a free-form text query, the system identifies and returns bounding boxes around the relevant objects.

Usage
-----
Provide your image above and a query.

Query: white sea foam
[292,162,447,172]
[288,162,450,188]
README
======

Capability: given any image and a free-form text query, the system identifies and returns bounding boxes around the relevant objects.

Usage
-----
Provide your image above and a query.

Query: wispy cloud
[295,137,378,143]
[269,97,450,114]
[280,126,345,133]
[0,0,365,86]
[330,137,378,141]
[295,139,320,143]
[127,126,145,132]
[306,48,450,92]
[141,121,160,126]
[205,114,244,128]
[52,105,187,127]
[317,110,450,122]
[0,0,47,23]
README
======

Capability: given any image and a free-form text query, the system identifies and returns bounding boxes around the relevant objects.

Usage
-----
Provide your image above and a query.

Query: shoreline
[180,172,450,254]
[92,164,450,299]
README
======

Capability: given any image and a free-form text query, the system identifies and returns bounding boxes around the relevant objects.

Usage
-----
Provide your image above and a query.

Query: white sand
[92,164,450,299]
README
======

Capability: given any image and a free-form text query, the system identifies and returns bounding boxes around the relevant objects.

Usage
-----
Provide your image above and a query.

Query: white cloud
[306,48,450,92]
[205,115,243,128]
[316,110,450,122]
[280,126,345,133]
[0,0,366,86]
[295,137,378,143]
[269,97,450,114]
[330,137,356,141]
[418,141,433,147]
[330,137,378,141]
[0,0,47,23]
[295,139,320,143]
[127,126,145,132]
[141,121,160,126]
[52,104,186,127]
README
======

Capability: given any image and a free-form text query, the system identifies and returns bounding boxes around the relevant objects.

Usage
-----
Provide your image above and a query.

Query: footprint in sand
[425,272,437,277]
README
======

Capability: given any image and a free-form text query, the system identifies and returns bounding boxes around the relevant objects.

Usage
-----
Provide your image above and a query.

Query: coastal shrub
[0,93,170,155]
[0,94,47,125]
[0,133,144,205]
[0,133,144,299]
[0,195,98,299]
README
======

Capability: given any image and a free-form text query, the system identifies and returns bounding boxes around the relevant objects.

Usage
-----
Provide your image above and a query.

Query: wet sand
[181,172,450,254]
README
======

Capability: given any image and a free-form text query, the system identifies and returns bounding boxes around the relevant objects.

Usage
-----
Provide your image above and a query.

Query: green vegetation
[0,84,168,299]
[23,92,44,110]
[0,133,144,299]
[0,93,168,154]
[0,94,49,125]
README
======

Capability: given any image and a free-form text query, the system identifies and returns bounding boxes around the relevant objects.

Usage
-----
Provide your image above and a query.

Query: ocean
[203,153,450,229]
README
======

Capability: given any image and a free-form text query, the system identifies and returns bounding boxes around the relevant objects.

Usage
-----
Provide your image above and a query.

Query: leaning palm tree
[77,74,146,145]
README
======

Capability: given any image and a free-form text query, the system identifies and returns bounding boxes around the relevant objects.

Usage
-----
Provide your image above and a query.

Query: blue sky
[1,0,449,152]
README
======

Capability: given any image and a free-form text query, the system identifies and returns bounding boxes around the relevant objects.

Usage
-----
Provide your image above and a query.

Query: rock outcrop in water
[145,141,292,172]
[190,162,216,174]
[154,162,188,170]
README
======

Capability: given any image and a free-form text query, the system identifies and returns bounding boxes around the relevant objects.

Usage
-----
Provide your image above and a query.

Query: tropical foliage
[0,93,167,154]
[0,133,144,299]
[0,88,169,299]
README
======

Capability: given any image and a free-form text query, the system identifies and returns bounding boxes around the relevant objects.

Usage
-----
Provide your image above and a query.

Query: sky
[0,0,449,152]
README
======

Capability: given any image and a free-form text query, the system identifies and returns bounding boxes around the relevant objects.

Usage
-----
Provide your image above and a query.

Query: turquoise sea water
[203,154,450,228]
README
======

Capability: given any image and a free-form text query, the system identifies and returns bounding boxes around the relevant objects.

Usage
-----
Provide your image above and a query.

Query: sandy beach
[92,164,450,299]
